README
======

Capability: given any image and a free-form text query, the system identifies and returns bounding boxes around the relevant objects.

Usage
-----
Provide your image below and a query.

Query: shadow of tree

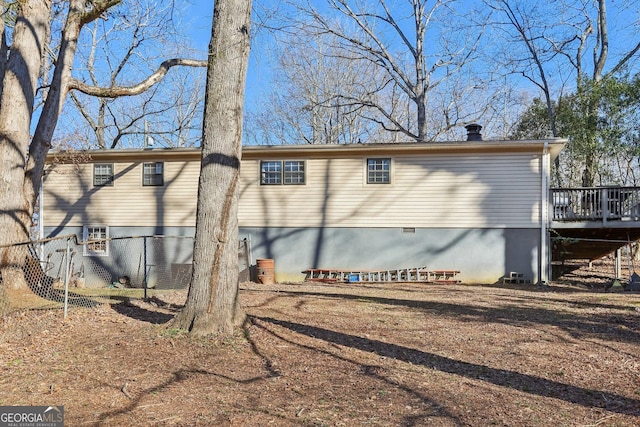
[263,289,640,344]
[110,299,178,324]
[90,366,274,426]
[248,315,464,425]
[27,284,101,308]
[254,315,640,417]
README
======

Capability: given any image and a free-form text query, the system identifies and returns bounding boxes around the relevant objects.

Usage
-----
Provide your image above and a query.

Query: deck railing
[550,186,640,222]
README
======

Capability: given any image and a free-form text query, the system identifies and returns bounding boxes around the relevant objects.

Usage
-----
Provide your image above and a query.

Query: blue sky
[184,0,640,99]
[184,0,273,114]
[180,0,640,142]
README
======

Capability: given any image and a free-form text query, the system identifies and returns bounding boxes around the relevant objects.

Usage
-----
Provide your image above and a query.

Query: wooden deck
[550,186,640,261]
[551,187,640,223]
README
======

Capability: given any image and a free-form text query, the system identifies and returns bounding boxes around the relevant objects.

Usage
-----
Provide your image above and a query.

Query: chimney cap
[465,123,483,141]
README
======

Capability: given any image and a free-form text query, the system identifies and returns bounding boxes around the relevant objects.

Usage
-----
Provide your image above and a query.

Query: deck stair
[303,267,460,284]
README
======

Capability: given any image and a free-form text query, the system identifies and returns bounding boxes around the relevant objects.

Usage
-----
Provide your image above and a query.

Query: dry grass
[1,263,639,426]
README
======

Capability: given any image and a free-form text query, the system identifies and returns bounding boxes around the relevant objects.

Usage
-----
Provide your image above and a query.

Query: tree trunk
[582,155,595,187]
[169,0,252,336]
[25,0,89,228]
[0,0,51,289]
[0,8,9,100]
[0,0,204,295]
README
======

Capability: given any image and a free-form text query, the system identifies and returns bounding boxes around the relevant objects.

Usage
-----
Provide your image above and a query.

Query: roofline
[46,139,567,163]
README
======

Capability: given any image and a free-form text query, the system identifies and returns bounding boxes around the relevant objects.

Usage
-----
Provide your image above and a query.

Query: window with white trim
[93,163,114,187]
[260,160,305,185]
[83,225,109,256]
[143,162,164,186]
[367,158,391,184]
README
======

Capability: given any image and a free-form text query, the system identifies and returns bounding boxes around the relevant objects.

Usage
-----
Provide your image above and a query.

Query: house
[42,134,566,286]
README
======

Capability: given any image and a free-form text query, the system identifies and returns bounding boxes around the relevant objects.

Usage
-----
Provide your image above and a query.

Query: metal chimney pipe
[465,124,483,141]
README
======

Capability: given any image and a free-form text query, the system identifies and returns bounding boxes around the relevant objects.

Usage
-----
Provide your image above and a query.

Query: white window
[143,162,164,186]
[283,160,305,184]
[260,160,305,185]
[367,158,391,184]
[261,161,282,185]
[93,163,114,186]
[83,225,109,256]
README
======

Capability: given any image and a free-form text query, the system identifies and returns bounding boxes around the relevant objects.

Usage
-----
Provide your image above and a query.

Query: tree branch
[68,58,207,97]
[604,40,640,79]
[79,0,123,26]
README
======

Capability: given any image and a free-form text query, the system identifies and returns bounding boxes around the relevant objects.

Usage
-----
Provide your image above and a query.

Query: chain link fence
[0,235,252,317]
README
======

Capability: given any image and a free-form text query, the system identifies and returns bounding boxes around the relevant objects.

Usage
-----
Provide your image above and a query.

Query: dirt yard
[1,261,639,426]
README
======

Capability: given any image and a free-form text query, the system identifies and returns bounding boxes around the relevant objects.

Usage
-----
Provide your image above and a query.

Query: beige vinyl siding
[239,153,542,228]
[44,160,199,227]
[44,144,549,230]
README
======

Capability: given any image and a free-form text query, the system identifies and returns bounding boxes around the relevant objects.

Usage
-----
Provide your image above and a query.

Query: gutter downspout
[540,141,550,285]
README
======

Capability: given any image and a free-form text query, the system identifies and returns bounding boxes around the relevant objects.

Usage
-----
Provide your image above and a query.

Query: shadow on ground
[252,315,640,417]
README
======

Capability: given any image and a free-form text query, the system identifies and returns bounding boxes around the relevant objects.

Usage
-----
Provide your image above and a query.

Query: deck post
[602,188,608,225]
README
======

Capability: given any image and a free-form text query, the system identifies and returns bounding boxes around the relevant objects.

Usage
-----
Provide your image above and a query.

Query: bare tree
[487,0,640,186]
[169,0,252,335]
[0,0,206,289]
[63,1,205,149]
[246,31,383,145]
[287,0,491,142]
[485,1,562,137]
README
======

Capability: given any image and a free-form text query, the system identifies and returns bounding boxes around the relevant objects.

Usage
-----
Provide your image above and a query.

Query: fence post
[63,237,71,319]
[143,236,148,300]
